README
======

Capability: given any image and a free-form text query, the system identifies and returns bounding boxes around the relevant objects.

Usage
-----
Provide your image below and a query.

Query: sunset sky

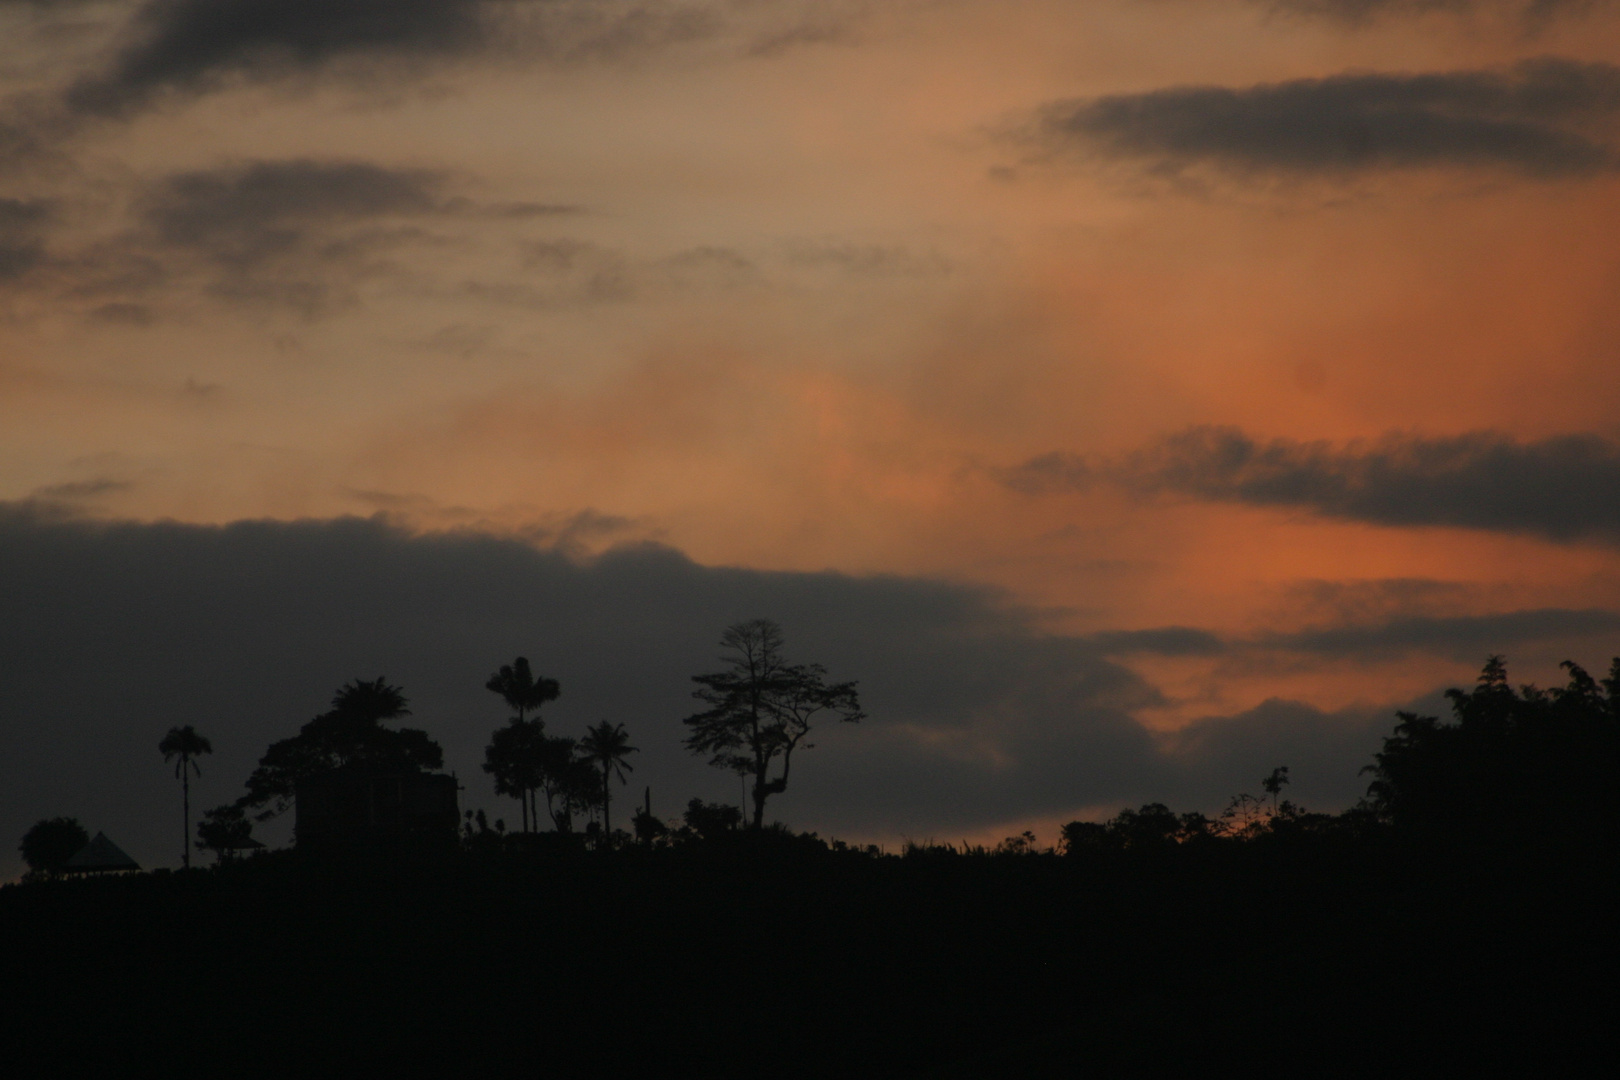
[5,0,1620,876]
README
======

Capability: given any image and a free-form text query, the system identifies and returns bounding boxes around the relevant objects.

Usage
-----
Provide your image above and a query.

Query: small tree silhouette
[160,725,212,869]
[1262,766,1290,814]
[195,804,255,863]
[579,721,637,841]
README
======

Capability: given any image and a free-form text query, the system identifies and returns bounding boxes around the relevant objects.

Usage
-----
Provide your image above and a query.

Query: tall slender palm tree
[579,721,637,841]
[159,725,212,869]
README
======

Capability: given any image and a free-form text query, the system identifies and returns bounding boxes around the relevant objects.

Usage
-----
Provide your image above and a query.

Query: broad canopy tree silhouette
[533,738,599,833]
[682,619,864,829]
[238,678,442,822]
[484,727,598,833]
[159,724,212,869]
[484,717,545,833]
[19,817,89,878]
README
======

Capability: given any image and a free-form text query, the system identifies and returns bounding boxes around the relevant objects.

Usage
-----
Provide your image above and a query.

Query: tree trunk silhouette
[181,767,190,870]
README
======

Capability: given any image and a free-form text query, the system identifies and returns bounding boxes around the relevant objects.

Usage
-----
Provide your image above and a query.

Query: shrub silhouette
[681,798,742,842]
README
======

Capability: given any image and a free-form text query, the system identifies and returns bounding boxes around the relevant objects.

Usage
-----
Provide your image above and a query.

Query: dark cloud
[0,160,461,314]
[1087,626,1229,656]
[998,449,1092,494]
[1268,607,1620,658]
[1027,57,1620,177]
[50,1,848,122]
[783,240,953,278]
[64,0,489,117]
[27,478,133,501]
[87,300,155,325]
[6,157,590,318]
[0,505,1400,878]
[78,159,454,315]
[0,197,51,280]
[1258,0,1593,23]
[1007,426,1620,543]
[473,200,584,219]
[745,12,855,58]
[142,159,442,260]
[505,237,760,306]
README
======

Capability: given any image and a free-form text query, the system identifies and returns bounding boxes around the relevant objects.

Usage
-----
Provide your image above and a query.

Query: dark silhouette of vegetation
[679,798,742,842]
[1058,802,1218,853]
[480,656,605,834]
[483,716,545,833]
[159,724,212,869]
[631,787,667,846]
[1363,654,1620,844]
[7,652,1617,1075]
[238,678,442,822]
[18,817,88,878]
[682,619,864,828]
[195,804,256,863]
[481,657,560,832]
[486,656,560,721]
[540,736,598,833]
[1262,764,1289,812]
[483,720,599,834]
[579,721,636,840]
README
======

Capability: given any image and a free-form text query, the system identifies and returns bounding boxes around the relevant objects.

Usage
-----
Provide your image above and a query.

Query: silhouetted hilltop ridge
[4,656,1616,1075]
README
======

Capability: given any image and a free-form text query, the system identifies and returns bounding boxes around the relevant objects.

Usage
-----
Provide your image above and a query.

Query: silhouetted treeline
[5,656,1616,1074]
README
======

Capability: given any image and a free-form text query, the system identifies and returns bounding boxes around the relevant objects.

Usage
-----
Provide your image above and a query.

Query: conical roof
[63,832,141,872]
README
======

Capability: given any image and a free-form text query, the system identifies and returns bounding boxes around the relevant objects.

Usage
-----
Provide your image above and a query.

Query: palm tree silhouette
[485,657,560,724]
[159,725,213,869]
[579,721,637,841]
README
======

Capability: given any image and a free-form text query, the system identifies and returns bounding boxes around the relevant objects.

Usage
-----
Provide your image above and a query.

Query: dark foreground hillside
[3,833,1614,1078]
